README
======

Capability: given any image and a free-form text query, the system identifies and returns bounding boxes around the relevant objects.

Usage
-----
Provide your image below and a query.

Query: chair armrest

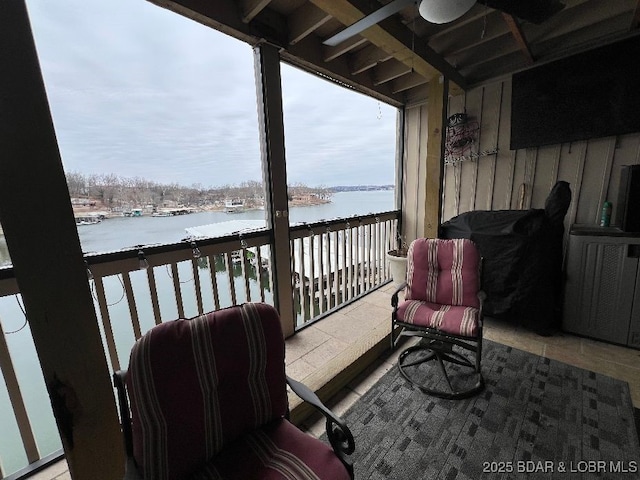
[286,376,355,470]
[113,370,134,458]
[477,290,487,328]
[114,371,143,480]
[391,281,407,308]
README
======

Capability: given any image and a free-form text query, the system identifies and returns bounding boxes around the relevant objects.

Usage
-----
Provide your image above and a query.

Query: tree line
[65,172,332,210]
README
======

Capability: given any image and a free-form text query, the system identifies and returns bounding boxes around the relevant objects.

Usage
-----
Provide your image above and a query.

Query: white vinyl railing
[290,212,398,325]
[0,210,400,478]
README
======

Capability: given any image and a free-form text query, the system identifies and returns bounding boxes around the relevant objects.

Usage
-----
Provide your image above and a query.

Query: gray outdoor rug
[338,340,640,479]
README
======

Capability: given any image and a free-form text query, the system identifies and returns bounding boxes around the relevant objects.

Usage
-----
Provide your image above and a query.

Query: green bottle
[600,201,612,227]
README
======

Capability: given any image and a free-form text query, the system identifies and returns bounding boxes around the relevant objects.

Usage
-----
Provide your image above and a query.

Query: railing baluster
[336,231,342,307]
[122,272,142,340]
[363,224,369,291]
[351,225,360,297]
[241,248,252,302]
[290,239,298,324]
[292,239,303,325]
[370,224,375,289]
[317,234,324,314]
[208,255,221,310]
[191,258,204,315]
[298,239,308,322]
[92,276,120,372]
[309,235,316,317]
[369,223,374,290]
[225,252,237,306]
[255,248,267,303]
[340,228,347,303]
[347,227,357,300]
[353,224,364,296]
[326,231,333,310]
[146,267,163,325]
[362,225,367,292]
[383,220,389,280]
[375,221,381,285]
[0,316,40,465]
[170,263,185,319]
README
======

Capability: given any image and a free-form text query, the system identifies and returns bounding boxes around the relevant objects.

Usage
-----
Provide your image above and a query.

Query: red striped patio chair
[113,302,354,480]
[391,238,485,399]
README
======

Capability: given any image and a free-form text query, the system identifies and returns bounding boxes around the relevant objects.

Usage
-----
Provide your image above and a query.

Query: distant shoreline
[72,196,332,219]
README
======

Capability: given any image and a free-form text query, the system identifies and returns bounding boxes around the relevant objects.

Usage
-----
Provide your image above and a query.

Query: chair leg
[436,354,454,392]
[397,338,484,400]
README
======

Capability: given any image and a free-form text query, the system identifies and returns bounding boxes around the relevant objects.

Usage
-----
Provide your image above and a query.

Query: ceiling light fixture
[418,0,476,24]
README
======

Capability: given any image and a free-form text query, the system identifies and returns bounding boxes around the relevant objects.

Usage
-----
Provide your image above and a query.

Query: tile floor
[30,282,640,479]
[298,283,640,437]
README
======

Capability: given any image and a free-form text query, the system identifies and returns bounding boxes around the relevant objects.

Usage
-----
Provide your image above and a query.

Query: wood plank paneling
[460,88,482,213]
[474,84,498,211]
[510,149,527,209]
[531,144,562,208]
[404,76,640,239]
[442,93,466,221]
[492,81,515,210]
[556,142,585,231]
[575,137,616,224]
[608,134,640,223]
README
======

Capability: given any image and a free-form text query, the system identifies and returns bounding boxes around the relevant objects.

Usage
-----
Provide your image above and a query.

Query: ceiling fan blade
[323,0,417,46]
[478,0,565,24]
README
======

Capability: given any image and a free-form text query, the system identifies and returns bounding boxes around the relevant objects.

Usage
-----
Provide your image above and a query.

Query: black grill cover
[439,181,571,335]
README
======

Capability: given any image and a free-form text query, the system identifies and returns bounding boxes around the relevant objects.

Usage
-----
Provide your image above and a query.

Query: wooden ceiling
[150,0,640,106]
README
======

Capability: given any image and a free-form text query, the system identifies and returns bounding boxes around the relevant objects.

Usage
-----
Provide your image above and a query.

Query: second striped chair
[391,238,485,399]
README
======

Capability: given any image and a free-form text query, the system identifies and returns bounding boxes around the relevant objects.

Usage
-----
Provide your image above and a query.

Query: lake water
[0,190,394,476]
[0,191,394,266]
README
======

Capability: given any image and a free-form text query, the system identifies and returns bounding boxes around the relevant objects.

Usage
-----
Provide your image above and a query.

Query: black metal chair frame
[391,281,486,400]
[113,371,355,479]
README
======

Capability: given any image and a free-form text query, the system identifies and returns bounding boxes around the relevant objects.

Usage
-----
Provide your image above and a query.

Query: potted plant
[386,237,408,286]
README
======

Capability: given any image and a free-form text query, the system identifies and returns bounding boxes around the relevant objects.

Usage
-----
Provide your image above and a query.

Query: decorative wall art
[444,112,498,166]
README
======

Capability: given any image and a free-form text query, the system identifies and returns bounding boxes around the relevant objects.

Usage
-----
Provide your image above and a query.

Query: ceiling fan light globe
[419,0,476,24]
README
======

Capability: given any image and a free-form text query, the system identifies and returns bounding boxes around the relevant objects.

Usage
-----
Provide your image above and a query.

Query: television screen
[510,35,640,150]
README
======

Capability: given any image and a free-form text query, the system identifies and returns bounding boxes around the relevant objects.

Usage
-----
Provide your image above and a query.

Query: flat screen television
[510,35,640,150]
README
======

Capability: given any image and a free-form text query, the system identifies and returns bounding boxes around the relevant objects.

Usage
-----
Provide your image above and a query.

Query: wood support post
[0,2,124,478]
[253,43,296,337]
[423,76,448,238]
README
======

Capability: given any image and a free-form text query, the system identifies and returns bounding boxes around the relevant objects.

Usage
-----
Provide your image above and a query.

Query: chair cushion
[406,238,480,308]
[397,299,480,337]
[190,418,351,480]
[127,303,289,480]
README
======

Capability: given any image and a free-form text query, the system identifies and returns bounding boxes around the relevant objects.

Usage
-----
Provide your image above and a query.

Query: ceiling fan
[323,0,565,46]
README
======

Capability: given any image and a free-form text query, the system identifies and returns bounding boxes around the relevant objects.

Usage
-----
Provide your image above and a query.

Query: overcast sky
[26,0,398,188]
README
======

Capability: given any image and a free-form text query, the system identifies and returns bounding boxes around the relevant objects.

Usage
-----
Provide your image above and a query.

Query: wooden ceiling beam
[528,0,624,44]
[289,3,332,45]
[391,71,428,93]
[372,59,412,85]
[429,12,510,57]
[502,13,534,65]
[350,44,393,75]
[285,34,403,106]
[240,0,271,23]
[308,0,467,89]
[322,34,367,62]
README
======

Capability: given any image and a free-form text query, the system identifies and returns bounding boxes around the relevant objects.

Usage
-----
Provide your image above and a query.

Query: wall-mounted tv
[510,35,640,150]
